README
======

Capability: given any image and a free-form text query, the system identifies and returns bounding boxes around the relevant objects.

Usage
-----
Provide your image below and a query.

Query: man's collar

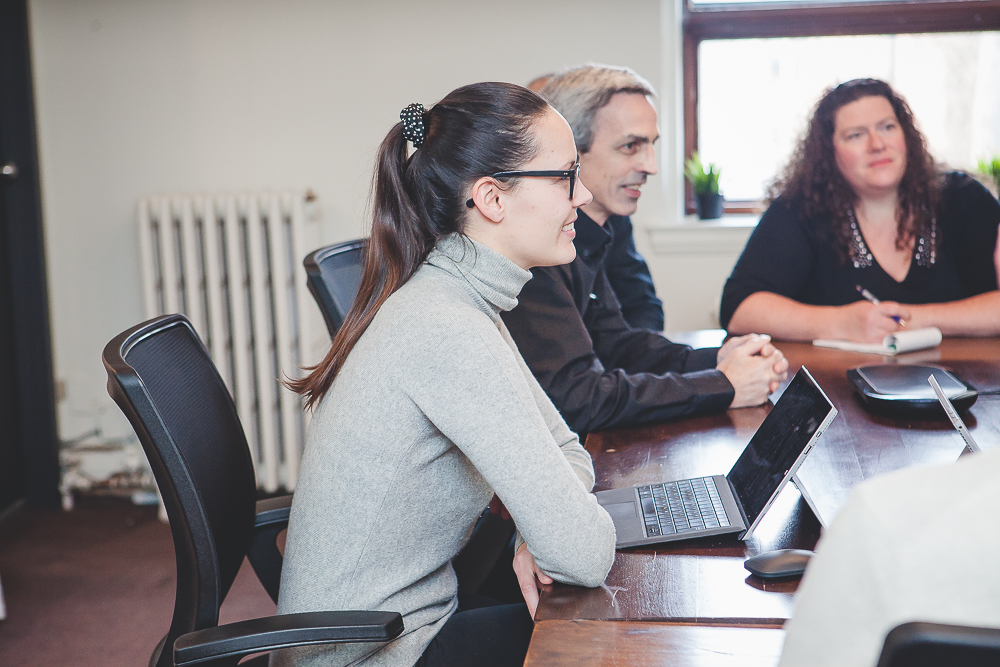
[573,209,613,259]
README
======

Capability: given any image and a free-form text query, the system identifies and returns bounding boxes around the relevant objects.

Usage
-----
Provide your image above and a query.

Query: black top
[720,172,1000,329]
[604,215,665,331]
[502,210,734,436]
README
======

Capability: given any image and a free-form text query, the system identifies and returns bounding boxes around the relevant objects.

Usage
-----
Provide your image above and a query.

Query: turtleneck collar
[426,234,532,319]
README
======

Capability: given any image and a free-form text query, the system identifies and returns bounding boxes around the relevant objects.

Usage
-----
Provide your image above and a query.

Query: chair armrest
[255,494,292,528]
[876,621,1000,667]
[247,494,293,604]
[174,610,404,666]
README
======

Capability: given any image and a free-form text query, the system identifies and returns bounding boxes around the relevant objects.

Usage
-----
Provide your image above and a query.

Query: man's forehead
[593,93,659,139]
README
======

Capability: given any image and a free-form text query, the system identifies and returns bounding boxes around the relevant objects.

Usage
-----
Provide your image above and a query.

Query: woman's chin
[557,238,577,265]
[534,244,577,268]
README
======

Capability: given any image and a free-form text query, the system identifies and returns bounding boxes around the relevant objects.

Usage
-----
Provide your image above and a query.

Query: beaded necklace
[846,208,937,270]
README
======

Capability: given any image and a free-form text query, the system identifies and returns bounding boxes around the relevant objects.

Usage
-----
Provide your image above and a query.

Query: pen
[855,285,901,324]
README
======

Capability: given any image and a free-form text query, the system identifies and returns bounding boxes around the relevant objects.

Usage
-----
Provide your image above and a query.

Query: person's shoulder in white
[779,448,1000,667]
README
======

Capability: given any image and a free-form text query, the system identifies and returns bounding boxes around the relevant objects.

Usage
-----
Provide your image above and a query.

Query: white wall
[28,0,667,441]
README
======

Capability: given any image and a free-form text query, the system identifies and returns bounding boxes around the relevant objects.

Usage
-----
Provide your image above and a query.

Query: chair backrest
[303,239,365,337]
[877,622,1000,667]
[103,314,258,667]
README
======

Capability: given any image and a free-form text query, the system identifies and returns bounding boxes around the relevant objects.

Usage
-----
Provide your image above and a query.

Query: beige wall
[29,0,671,440]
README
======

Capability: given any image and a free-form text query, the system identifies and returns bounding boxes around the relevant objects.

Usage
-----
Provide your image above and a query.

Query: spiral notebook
[813,326,942,355]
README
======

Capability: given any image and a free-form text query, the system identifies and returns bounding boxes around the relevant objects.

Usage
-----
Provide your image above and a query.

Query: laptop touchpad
[604,501,645,544]
[605,501,636,520]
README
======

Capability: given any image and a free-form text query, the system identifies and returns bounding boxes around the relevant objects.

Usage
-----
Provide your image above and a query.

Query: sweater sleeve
[720,200,818,329]
[503,265,733,435]
[397,309,615,588]
[498,322,594,492]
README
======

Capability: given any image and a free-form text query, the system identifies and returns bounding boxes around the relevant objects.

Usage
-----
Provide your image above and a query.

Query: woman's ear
[468,177,505,224]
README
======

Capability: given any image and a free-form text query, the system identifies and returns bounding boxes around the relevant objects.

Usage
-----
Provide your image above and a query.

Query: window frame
[682,0,1000,214]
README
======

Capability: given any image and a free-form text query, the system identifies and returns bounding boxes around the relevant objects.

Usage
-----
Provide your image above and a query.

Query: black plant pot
[695,192,724,220]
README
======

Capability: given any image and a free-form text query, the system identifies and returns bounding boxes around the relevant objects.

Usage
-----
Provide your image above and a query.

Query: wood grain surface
[524,621,784,667]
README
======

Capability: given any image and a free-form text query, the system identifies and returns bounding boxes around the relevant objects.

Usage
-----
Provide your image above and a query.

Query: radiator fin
[137,192,312,492]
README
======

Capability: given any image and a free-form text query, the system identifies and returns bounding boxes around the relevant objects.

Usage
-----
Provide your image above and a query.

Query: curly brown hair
[769,78,941,264]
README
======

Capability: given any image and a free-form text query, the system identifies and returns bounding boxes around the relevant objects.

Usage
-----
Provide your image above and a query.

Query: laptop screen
[726,367,833,525]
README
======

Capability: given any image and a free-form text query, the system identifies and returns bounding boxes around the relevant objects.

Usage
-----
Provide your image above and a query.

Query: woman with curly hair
[720,78,1000,343]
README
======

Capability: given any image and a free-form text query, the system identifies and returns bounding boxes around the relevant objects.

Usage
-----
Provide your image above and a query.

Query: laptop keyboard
[638,477,731,538]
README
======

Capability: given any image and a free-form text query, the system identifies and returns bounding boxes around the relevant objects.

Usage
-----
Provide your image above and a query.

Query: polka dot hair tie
[400,103,427,148]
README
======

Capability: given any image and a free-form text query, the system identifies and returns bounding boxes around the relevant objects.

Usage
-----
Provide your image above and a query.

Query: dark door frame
[0,0,60,509]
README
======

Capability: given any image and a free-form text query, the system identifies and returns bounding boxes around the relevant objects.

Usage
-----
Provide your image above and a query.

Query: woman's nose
[574,180,594,207]
[868,130,886,151]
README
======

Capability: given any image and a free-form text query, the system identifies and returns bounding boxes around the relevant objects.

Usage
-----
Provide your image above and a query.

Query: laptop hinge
[726,476,753,540]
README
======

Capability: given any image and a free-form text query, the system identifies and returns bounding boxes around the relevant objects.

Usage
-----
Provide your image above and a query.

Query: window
[683,0,1000,213]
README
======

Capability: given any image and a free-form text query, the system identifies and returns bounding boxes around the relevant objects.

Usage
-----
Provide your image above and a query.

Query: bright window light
[690,0,923,5]
[698,32,1000,200]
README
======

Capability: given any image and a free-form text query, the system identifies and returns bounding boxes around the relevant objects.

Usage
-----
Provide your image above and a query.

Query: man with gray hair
[503,64,788,436]
[535,64,664,330]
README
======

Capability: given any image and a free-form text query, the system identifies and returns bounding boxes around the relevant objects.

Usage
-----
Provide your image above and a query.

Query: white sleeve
[778,486,891,667]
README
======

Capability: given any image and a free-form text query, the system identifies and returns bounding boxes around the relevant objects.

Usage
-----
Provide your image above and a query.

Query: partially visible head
[540,64,659,223]
[527,73,554,92]
[773,78,939,261]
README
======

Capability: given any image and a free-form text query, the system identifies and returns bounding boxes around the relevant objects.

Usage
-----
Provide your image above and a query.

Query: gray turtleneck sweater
[273,234,616,667]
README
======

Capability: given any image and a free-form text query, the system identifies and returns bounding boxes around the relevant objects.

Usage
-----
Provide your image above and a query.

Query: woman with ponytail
[275,82,616,667]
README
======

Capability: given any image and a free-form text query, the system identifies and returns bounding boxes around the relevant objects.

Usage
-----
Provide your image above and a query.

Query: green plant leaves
[684,151,721,194]
[977,155,1000,193]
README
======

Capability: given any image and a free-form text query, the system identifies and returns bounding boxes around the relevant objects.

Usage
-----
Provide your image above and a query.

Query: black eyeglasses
[466,163,581,208]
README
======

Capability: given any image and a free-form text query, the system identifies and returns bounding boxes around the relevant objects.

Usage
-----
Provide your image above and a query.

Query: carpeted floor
[0,496,276,666]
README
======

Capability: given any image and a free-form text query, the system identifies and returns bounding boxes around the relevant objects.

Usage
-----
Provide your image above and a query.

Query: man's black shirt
[502,210,735,435]
[604,215,664,331]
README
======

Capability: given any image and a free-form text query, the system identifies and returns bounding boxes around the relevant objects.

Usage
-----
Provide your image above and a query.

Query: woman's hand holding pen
[717,334,789,408]
[839,300,910,343]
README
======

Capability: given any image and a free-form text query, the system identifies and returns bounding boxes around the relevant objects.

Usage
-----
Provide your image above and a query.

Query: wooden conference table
[534,334,1000,626]
[523,621,785,667]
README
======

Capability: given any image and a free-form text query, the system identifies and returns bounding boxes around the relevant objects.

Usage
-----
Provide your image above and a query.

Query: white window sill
[677,213,761,228]
[645,214,759,256]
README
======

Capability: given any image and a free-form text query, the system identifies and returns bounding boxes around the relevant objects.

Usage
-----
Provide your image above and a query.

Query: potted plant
[685,152,724,220]
[977,155,1000,198]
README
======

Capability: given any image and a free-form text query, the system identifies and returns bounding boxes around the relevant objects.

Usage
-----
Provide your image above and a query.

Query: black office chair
[876,621,1000,667]
[303,239,366,337]
[103,314,402,667]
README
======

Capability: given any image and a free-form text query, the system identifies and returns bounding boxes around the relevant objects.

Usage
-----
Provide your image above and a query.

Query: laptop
[597,366,837,547]
[928,374,981,457]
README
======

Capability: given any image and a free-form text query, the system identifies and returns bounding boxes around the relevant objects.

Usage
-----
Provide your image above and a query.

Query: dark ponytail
[291,82,550,407]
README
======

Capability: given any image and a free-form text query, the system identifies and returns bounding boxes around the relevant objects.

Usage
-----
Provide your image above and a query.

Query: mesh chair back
[303,239,365,337]
[103,314,258,666]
